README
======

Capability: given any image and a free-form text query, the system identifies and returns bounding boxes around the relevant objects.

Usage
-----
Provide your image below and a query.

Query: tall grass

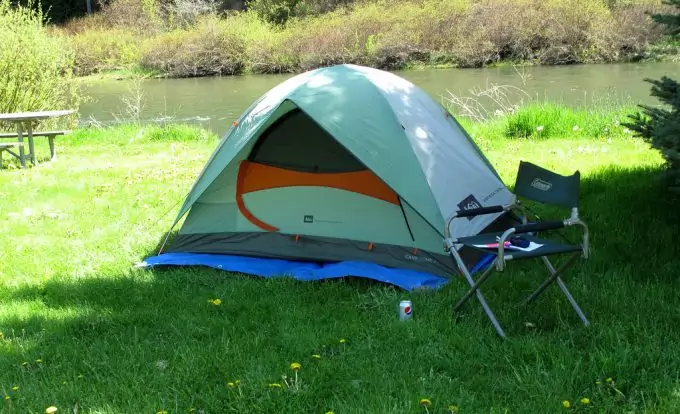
[52,0,672,78]
[0,0,79,128]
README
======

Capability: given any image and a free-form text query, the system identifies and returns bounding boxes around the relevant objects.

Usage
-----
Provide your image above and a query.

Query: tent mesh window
[248,109,365,173]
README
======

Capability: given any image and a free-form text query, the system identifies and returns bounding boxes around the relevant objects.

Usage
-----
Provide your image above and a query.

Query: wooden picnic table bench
[0,109,75,169]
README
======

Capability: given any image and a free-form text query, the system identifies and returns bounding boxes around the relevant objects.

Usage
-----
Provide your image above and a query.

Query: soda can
[399,300,413,320]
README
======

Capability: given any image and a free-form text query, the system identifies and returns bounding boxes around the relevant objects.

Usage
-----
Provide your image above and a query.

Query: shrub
[0,0,79,129]
[140,16,245,77]
[70,29,141,75]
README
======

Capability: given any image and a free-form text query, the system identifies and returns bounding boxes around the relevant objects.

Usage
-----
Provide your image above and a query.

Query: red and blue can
[399,300,413,320]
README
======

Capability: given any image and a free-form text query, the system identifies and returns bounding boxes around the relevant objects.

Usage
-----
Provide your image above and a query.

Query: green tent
[157,64,513,278]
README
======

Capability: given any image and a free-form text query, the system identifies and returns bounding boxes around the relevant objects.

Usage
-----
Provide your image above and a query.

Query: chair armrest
[454,205,505,218]
[445,203,515,239]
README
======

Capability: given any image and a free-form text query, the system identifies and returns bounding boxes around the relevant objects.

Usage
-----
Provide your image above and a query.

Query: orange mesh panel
[237,161,399,205]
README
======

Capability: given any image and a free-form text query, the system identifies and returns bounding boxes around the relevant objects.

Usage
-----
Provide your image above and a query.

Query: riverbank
[57,0,675,79]
[2,119,678,413]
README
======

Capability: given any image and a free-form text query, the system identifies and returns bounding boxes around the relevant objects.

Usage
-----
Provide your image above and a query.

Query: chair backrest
[514,161,580,208]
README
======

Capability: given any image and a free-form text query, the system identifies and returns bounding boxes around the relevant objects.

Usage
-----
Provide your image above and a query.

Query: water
[80,62,680,136]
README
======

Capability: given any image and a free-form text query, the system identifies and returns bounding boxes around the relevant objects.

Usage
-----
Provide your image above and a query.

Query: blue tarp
[139,252,495,291]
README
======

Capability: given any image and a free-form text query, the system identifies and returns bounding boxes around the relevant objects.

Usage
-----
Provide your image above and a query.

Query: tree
[624,0,680,194]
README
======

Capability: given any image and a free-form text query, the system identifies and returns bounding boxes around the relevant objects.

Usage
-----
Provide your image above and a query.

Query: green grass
[1,121,679,413]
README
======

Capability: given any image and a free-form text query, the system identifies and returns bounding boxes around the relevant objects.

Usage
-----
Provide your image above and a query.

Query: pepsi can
[399,300,413,320]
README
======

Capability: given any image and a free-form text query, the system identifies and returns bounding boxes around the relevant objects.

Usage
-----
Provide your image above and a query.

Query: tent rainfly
[141,64,515,290]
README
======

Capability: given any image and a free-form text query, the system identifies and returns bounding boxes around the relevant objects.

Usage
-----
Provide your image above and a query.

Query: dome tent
[141,64,514,290]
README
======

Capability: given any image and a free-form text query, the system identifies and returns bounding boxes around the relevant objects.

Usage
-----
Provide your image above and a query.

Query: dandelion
[573,125,579,132]
[188,408,196,413]
[420,398,431,406]
[536,126,544,132]
[595,379,601,385]
[312,354,321,359]
[209,298,222,305]
[156,411,167,414]
[623,128,630,134]
[11,387,18,392]
[268,383,282,388]
[227,382,235,388]
[448,405,459,413]
[36,359,43,363]
[326,411,335,414]
[78,374,84,379]
[290,362,301,372]
[606,377,613,383]
[339,338,347,344]
[45,407,58,414]
[21,362,28,366]
[580,397,590,405]
[562,400,571,408]
[4,396,10,401]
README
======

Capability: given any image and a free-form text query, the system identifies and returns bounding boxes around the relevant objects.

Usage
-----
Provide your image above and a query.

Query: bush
[140,16,245,77]
[0,0,79,129]
[70,29,141,75]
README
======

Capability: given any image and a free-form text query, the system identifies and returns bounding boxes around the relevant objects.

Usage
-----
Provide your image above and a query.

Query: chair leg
[451,253,506,338]
[522,254,590,326]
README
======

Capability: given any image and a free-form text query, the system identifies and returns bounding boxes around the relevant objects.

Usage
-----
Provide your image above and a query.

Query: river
[80,62,680,136]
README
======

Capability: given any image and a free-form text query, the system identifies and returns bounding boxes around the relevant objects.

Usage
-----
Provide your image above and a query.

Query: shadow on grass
[2,164,680,412]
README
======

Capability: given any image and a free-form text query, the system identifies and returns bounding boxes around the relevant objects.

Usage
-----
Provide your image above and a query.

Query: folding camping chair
[443,161,591,338]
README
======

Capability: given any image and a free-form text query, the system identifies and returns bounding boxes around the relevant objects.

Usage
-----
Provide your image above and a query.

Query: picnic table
[0,109,75,168]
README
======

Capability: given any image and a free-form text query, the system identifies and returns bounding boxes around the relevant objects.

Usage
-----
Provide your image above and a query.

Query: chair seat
[457,232,581,259]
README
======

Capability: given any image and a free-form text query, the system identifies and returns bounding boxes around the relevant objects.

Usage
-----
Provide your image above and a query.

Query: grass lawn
[0,123,678,414]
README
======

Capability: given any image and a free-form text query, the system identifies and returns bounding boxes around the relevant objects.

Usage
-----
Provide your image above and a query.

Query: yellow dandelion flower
[595,379,601,385]
[312,354,321,359]
[0,331,3,338]
[448,405,459,413]
[78,374,84,379]
[606,377,613,383]
[268,383,282,388]
[45,407,58,414]
[326,411,335,414]
[11,386,18,392]
[290,362,301,371]
[420,398,431,406]
[35,359,43,363]
[562,400,571,408]
[156,411,167,414]
[209,298,222,305]
[235,379,241,385]
[188,408,196,413]
[21,362,28,366]
[580,398,590,405]
[227,382,235,388]
[4,396,10,401]
[339,339,347,344]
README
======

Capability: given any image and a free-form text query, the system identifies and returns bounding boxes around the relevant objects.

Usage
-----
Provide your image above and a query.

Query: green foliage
[0,0,79,129]
[624,77,680,193]
[247,0,302,25]
[649,0,680,37]
[141,16,245,77]
[624,0,680,193]
[58,0,669,77]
